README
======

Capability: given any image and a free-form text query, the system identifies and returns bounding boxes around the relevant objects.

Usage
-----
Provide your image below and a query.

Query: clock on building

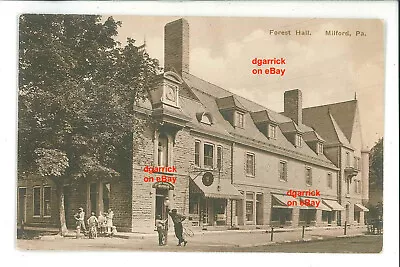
[165,83,177,102]
[202,172,214,186]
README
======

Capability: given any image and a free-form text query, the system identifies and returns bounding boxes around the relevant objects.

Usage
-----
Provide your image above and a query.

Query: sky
[107,15,384,149]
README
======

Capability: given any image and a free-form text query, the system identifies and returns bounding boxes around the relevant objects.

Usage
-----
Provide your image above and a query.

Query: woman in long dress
[106,208,114,235]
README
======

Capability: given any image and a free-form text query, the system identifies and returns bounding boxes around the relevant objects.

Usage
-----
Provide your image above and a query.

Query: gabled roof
[302,102,354,148]
[303,100,357,143]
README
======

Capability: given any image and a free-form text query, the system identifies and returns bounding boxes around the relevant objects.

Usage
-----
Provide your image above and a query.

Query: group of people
[74,207,115,239]
[156,208,188,246]
[74,206,188,245]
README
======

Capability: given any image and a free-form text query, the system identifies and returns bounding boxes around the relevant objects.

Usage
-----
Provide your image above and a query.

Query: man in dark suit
[168,208,188,246]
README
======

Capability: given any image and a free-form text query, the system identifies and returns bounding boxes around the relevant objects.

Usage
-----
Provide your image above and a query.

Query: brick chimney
[284,89,303,125]
[164,18,189,75]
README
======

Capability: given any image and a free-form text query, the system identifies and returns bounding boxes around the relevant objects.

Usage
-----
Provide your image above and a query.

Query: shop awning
[190,175,243,200]
[323,199,345,211]
[272,194,295,208]
[354,203,369,212]
[299,197,331,211]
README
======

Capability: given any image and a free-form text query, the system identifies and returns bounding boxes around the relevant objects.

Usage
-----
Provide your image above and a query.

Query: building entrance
[155,188,169,222]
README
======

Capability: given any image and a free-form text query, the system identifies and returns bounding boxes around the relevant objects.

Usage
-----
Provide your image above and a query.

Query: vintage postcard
[16,14,384,253]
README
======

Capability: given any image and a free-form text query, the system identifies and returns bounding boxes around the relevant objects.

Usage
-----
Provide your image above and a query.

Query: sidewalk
[19,224,368,248]
[112,225,367,247]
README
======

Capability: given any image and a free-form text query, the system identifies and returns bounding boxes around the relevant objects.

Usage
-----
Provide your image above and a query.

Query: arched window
[201,114,212,125]
[158,133,168,166]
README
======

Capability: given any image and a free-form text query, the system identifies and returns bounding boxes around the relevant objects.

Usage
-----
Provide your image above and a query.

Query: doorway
[155,188,169,224]
[18,188,27,225]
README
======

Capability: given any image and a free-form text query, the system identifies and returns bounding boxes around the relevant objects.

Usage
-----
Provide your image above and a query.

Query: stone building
[17,18,369,233]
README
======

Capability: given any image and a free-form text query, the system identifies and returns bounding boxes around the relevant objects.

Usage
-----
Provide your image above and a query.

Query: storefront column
[292,207,300,226]
[360,211,365,226]
[226,199,232,226]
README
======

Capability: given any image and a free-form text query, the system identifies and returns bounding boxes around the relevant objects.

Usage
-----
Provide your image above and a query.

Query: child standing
[87,212,98,239]
[98,212,106,235]
[155,215,167,246]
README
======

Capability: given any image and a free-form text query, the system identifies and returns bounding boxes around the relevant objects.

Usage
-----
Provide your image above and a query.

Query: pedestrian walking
[168,208,187,246]
[87,212,98,239]
[155,215,167,246]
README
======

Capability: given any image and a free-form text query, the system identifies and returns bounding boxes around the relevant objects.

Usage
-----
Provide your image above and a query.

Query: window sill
[33,215,41,218]
[246,174,255,178]
[43,216,51,218]
[279,179,288,182]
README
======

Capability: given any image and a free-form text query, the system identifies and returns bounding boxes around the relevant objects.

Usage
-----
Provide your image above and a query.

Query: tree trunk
[55,180,68,236]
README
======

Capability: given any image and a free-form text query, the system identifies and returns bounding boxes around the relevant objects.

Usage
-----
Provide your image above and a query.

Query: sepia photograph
[16,13,386,254]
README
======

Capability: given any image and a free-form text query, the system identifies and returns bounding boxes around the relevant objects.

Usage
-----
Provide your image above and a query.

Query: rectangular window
[279,161,288,181]
[204,143,214,169]
[194,141,200,167]
[33,187,41,217]
[236,112,244,128]
[217,146,223,169]
[269,124,276,139]
[43,187,51,217]
[246,153,255,176]
[327,173,333,189]
[346,152,350,167]
[305,167,312,186]
[246,192,254,222]
[296,134,302,147]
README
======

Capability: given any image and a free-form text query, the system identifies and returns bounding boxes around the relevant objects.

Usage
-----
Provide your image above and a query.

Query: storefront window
[189,196,199,214]
[271,208,292,224]
[299,209,316,224]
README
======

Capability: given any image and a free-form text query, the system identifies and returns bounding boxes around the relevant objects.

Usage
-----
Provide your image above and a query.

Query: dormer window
[201,114,212,125]
[268,124,276,139]
[236,111,244,128]
[196,112,213,125]
[295,134,302,147]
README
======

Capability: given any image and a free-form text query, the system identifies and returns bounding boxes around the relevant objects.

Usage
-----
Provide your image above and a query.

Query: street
[16,231,382,253]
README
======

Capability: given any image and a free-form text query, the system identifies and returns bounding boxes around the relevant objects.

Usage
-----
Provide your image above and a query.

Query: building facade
[17,18,370,233]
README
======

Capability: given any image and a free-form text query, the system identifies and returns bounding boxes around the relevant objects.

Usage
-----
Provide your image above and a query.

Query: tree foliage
[18,14,161,182]
[369,138,383,189]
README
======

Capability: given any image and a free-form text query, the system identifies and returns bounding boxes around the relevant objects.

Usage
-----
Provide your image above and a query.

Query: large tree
[369,138,383,190]
[18,14,161,235]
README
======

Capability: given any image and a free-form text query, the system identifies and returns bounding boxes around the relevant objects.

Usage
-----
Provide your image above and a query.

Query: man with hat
[74,207,86,233]
[168,208,187,246]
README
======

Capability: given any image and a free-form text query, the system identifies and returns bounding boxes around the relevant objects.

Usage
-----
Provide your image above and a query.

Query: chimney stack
[164,18,189,75]
[284,89,303,125]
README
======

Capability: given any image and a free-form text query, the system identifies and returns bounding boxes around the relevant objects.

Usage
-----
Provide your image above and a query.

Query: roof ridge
[184,71,277,113]
[303,99,357,110]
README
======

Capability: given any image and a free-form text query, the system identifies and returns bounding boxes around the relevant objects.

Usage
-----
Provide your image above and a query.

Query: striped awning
[355,203,369,212]
[323,199,345,211]
[299,197,331,211]
[190,175,243,200]
[272,194,296,208]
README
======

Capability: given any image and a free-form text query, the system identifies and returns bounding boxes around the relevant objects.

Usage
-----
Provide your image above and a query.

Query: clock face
[165,84,176,102]
[202,172,214,186]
